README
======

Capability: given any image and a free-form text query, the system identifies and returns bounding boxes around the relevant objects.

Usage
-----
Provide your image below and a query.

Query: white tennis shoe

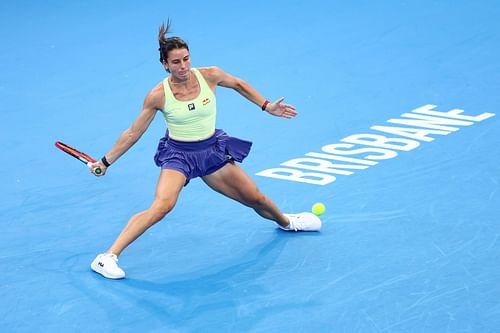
[91,253,126,279]
[281,212,322,231]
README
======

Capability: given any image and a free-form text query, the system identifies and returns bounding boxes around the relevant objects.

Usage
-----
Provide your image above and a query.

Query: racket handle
[87,162,102,175]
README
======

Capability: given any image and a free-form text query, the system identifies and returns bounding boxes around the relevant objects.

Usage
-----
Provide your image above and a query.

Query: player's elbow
[234,78,249,92]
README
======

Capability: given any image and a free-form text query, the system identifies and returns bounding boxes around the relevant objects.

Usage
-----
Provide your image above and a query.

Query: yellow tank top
[161,68,216,141]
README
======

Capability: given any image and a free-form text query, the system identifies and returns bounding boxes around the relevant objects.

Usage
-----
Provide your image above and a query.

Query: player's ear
[161,60,170,73]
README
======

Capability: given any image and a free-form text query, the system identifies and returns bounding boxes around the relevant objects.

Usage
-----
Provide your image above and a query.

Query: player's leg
[203,163,321,232]
[203,162,289,226]
[91,169,186,279]
[108,169,186,256]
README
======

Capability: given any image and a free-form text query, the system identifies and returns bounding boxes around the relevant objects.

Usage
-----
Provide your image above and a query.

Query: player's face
[164,48,191,80]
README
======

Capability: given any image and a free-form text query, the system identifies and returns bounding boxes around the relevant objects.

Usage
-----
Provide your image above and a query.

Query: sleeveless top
[161,68,216,141]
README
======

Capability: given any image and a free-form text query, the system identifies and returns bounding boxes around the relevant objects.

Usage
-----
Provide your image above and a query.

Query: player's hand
[89,161,107,176]
[266,97,298,119]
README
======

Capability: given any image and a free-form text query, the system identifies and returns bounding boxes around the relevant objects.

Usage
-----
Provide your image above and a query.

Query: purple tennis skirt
[154,129,252,185]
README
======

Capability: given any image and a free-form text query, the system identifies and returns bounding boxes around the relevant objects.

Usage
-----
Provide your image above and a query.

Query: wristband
[101,156,111,167]
[261,100,270,111]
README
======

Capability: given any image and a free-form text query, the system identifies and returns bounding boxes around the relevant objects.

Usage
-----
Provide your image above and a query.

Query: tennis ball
[311,202,326,216]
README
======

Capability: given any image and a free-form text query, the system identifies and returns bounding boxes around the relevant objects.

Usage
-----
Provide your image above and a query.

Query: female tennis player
[90,21,321,279]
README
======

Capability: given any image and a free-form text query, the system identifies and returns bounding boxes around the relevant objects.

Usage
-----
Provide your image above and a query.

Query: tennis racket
[55,141,102,175]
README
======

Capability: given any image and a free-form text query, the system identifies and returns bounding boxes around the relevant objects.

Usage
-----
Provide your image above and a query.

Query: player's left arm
[200,66,297,119]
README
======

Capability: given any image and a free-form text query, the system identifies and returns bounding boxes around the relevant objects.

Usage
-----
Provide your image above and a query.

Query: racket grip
[87,162,102,175]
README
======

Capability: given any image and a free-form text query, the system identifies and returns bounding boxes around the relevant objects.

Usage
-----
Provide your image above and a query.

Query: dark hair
[158,19,189,64]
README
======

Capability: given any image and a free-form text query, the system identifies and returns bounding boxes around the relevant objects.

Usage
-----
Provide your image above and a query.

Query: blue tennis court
[2,1,499,332]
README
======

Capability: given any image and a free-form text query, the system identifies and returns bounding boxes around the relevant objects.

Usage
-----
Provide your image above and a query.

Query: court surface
[1,1,500,332]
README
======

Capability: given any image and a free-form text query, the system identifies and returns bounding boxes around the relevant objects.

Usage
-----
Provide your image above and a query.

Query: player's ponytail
[158,19,189,64]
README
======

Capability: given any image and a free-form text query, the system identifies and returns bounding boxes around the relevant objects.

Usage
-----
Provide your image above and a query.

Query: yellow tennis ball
[311,202,326,216]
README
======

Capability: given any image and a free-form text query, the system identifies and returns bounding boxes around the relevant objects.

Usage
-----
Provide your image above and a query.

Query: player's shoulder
[198,66,222,73]
[144,81,165,110]
[198,66,225,77]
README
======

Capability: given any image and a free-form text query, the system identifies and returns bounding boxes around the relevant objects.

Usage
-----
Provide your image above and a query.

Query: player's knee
[149,207,171,223]
[149,199,176,222]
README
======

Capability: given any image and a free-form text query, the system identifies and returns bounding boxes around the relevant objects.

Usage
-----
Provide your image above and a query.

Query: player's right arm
[90,82,165,176]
